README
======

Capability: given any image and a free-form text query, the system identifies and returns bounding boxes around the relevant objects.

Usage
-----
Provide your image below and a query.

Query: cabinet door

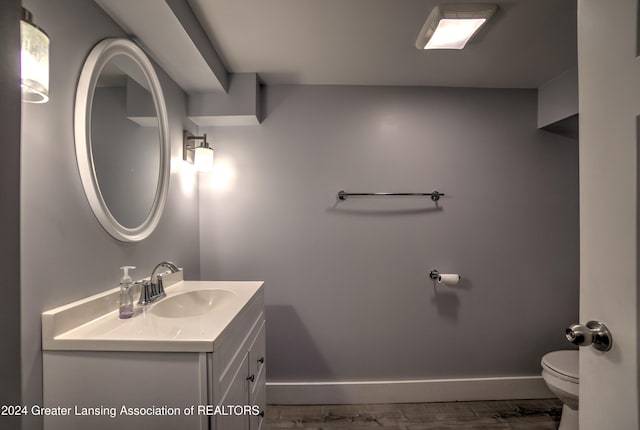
[249,371,266,430]
[248,322,266,430]
[215,353,249,430]
[248,321,266,401]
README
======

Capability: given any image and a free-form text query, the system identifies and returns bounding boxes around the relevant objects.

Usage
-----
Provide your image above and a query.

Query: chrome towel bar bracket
[337,190,444,202]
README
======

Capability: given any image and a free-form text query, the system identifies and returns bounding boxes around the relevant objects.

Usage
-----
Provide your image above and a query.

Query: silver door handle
[565,321,612,351]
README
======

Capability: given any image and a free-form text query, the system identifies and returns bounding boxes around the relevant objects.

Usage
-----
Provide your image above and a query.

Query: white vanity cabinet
[213,318,266,430]
[211,293,266,430]
[42,281,265,430]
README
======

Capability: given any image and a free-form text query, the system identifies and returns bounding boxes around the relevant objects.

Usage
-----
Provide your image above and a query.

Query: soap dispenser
[119,266,136,319]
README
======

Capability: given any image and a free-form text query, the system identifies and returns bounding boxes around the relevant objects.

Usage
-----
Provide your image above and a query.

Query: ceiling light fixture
[183,131,214,173]
[20,7,50,103]
[415,3,497,50]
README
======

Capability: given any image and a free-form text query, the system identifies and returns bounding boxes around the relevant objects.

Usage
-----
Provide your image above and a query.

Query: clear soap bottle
[119,266,136,319]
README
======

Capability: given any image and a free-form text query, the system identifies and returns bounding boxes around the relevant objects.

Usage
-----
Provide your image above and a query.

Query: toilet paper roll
[437,274,460,286]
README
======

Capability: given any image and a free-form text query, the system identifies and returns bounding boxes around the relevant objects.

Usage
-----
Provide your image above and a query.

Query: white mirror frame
[74,38,170,242]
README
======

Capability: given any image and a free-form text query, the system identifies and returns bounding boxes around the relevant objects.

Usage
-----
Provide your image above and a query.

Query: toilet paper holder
[429,269,461,284]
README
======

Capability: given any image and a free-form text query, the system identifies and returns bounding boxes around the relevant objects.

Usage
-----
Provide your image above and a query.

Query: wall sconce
[415,3,497,50]
[183,131,214,172]
[21,7,50,103]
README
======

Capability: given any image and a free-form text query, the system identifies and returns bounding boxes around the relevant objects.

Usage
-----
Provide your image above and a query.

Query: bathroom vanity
[41,272,265,430]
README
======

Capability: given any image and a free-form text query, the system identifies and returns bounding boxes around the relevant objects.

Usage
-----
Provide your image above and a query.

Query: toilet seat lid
[541,350,579,381]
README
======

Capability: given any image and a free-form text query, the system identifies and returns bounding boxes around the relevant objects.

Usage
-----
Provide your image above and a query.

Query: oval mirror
[74,39,170,242]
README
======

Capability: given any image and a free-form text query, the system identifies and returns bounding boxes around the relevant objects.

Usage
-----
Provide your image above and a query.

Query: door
[578,0,640,428]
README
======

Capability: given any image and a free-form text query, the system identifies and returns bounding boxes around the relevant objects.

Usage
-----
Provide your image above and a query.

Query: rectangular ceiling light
[416,4,497,50]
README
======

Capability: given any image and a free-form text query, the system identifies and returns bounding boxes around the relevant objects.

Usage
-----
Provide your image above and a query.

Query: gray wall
[199,85,579,381]
[538,67,578,128]
[20,1,200,428]
[1,0,22,424]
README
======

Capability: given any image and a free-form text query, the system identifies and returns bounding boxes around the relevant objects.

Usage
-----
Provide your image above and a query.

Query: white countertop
[42,278,264,353]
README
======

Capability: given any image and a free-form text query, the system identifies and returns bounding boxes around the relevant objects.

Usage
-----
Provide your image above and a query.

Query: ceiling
[187,0,577,88]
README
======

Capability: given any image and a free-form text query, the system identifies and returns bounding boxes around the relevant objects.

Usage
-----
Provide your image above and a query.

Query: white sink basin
[151,289,236,318]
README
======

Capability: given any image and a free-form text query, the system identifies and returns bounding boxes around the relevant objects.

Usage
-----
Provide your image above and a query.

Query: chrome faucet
[138,261,180,305]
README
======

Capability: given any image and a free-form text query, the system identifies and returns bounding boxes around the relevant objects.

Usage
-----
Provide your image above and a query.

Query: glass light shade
[194,146,214,172]
[415,4,496,51]
[20,17,50,103]
[425,18,486,49]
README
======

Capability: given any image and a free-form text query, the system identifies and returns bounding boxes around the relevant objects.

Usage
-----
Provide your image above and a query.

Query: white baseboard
[267,376,553,405]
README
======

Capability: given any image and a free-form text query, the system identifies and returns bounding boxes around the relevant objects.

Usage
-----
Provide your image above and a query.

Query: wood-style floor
[266,398,562,429]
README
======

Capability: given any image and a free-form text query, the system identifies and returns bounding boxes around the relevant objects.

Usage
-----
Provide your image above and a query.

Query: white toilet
[541,350,579,430]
